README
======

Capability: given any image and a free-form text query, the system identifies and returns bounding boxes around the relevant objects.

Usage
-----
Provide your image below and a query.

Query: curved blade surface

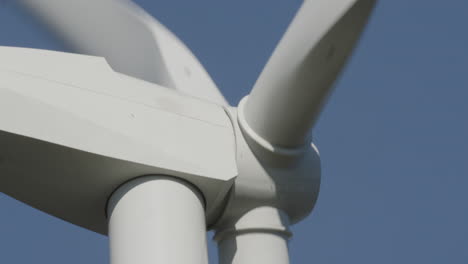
[243,0,376,148]
[17,0,228,105]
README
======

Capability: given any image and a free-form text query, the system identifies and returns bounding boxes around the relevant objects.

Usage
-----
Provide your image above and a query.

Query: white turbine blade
[17,0,228,105]
[241,0,376,148]
[0,46,236,233]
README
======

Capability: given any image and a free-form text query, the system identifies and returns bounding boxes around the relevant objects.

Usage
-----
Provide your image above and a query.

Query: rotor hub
[213,104,321,231]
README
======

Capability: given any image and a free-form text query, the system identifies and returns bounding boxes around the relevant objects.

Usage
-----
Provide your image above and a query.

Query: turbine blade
[17,0,228,105]
[241,0,376,148]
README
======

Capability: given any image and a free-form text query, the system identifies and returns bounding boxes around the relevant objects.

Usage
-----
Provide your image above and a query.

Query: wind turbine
[0,0,377,263]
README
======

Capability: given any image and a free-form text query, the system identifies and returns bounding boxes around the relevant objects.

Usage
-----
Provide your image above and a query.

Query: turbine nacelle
[0,47,236,233]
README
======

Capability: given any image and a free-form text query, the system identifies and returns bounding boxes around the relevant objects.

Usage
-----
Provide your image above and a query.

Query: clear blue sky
[0,0,467,263]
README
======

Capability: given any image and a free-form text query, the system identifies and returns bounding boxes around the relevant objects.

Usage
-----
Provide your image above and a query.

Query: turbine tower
[0,0,377,263]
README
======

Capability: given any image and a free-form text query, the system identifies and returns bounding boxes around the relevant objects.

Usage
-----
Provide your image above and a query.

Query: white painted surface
[244,0,376,148]
[215,207,291,264]
[18,0,228,105]
[108,176,208,264]
[0,1,378,262]
[0,46,236,233]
